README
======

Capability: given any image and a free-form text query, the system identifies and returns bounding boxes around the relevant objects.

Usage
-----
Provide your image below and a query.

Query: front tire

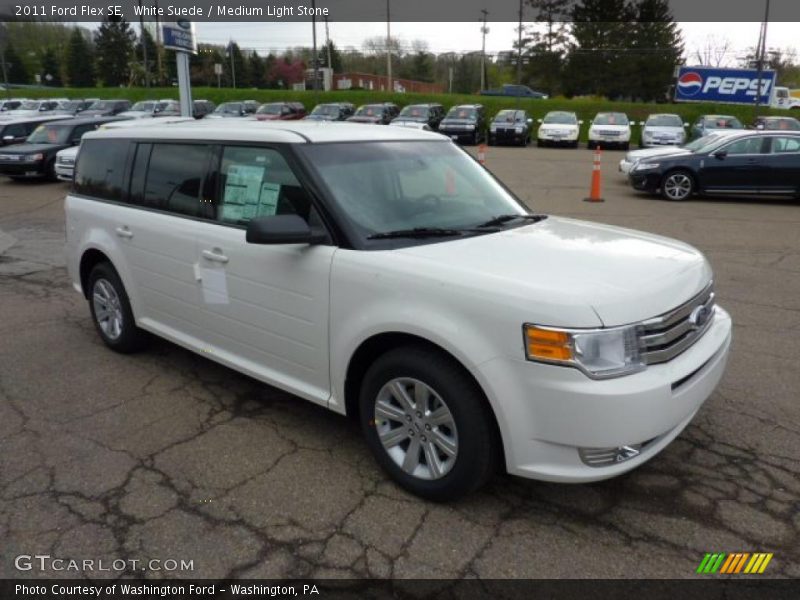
[661,170,695,201]
[359,346,498,501]
[88,262,148,353]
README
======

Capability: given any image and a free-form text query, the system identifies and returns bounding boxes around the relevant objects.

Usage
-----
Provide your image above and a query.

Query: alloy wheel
[663,172,693,200]
[92,278,124,340]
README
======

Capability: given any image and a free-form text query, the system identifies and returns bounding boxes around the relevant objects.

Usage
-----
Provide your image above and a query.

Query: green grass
[15,86,789,142]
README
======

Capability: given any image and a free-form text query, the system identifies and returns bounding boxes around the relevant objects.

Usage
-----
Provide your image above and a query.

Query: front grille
[58,157,74,165]
[638,283,715,365]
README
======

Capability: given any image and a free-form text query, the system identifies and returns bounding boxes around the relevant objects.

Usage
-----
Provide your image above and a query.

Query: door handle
[115,226,133,239]
[201,249,229,264]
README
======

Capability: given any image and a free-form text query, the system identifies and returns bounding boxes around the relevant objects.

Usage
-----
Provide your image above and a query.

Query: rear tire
[359,345,498,501]
[87,262,148,353]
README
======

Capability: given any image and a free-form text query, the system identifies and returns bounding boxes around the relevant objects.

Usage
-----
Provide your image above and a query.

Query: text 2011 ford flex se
[65,121,731,500]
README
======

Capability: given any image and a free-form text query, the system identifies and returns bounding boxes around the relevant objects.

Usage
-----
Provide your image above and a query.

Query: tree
[94,19,135,86]
[629,0,683,102]
[692,34,733,67]
[564,0,634,98]
[269,58,306,88]
[248,51,265,88]
[65,28,95,87]
[4,43,29,84]
[226,42,248,87]
[40,48,62,86]
[134,27,157,86]
[518,0,572,95]
[322,40,343,72]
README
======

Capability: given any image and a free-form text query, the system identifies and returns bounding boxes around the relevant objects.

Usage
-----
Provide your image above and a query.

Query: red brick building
[332,72,444,94]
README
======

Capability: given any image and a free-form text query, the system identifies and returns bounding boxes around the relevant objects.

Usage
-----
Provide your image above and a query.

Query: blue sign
[675,66,775,105]
[162,20,197,55]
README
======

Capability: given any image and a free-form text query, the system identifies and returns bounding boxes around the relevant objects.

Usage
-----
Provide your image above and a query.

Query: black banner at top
[0,0,799,22]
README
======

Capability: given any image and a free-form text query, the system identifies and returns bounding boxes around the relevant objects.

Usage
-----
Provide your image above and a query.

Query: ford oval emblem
[688,305,711,329]
[177,20,191,30]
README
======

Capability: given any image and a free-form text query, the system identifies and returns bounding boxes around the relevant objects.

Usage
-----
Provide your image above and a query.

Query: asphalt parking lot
[0,145,798,580]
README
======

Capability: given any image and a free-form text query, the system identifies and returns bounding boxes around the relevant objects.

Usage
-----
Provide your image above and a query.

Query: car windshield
[543,112,577,124]
[356,105,385,117]
[685,134,732,154]
[647,115,682,127]
[257,104,284,115]
[298,141,526,244]
[703,116,743,129]
[155,102,176,111]
[215,103,241,114]
[311,104,339,116]
[27,124,71,144]
[3,101,22,110]
[494,110,523,123]
[446,107,477,120]
[19,101,41,110]
[593,113,628,125]
[131,102,155,112]
[398,106,429,119]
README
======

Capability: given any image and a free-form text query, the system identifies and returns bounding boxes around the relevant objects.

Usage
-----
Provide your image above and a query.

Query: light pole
[754,0,771,116]
[138,0,150,89]
[516,0,523,86]
[228,40,236,88]
[480,9,488,91]
[324,15,332,70]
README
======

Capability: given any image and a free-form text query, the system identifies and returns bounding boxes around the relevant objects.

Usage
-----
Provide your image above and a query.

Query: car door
[761,136,800,195]
[697,136,768,194]
[119,142,216,340]
[191,144,335,407]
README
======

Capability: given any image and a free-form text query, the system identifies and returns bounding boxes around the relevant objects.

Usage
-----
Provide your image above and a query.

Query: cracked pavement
[0,148,798,580]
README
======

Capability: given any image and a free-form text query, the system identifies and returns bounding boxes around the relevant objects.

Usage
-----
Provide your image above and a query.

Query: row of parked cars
[0,97,217,120]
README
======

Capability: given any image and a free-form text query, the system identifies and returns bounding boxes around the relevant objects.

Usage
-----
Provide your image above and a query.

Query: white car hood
[627,146,688,161]
[644,126,683,136]
[590,124,629,133]
[396,216,711,327]
[56,146,80,160]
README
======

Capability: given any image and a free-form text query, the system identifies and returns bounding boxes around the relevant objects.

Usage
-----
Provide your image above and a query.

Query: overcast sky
[185,21,800,63]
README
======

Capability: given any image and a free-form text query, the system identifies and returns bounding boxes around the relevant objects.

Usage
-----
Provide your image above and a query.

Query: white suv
[65,121,732,500]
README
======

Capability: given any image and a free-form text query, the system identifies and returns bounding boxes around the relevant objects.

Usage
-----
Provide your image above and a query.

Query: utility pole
[516,0,523,85]
[311,0,319,91]
[324,16,332,70]
[480,9,488,91]
[386,0,392,92]
[0,50,9,100]
[754,0,771,116]
[138,0,150,89]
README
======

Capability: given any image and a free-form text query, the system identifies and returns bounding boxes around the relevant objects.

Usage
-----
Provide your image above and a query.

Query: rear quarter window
[73,139,131,202]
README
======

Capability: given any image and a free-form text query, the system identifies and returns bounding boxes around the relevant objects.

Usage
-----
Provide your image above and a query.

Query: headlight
[523,324,644,378]
[634,162,660,171]
[27,153,44,161]
[490,124,497,132]
[514,126,523,133]
[465,124,475,130]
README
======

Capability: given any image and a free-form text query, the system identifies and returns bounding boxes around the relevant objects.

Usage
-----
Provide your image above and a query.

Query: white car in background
[587,112,632,150]
[537,111,583,148]
[619,131,742,175]
[640,114,688,147]
[54,146,79,181]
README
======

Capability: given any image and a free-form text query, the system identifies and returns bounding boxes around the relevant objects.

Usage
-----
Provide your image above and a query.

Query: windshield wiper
[367,227,466,240]
[475,214,548,229]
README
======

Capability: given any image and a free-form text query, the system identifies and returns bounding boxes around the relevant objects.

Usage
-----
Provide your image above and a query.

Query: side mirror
[713,149,727,160]
[246,215,326,245]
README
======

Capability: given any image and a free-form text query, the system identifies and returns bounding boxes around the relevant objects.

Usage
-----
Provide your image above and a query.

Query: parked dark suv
[439,104,487,145]
[81,100,132,117]
[347,103,399,125]
[0,117,125,181]
[390,103,444,130]
[0,116,71,146]
[489,109,533,146]
[306,102,355,121]
[193,99,216,119]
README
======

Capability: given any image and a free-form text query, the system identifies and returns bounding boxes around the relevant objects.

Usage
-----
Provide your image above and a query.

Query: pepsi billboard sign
[675,66,776,105]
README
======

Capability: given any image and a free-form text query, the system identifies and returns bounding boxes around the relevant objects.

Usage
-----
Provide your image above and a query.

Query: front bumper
[55,163,74,182]
[629,171,662,192]
[475,306,732,482]
[0,160,46,177]
[538,131,578,145]
[619,158,634,174]
[490,128,527,144]
[441,128,476,143]
[641,138,683,148]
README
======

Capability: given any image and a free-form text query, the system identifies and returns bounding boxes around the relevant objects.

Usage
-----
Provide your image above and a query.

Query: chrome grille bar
[638,282,715,365]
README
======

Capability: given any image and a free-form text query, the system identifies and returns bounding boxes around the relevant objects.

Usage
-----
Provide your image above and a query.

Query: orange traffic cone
[583,147,605,203]
[478,143,487,165]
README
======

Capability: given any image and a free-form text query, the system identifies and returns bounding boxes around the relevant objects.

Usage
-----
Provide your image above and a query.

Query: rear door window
[73,139,131,202]
[141,143,212,218]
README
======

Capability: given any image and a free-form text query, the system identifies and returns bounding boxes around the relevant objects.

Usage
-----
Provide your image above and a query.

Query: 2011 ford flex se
[65,121,732,500]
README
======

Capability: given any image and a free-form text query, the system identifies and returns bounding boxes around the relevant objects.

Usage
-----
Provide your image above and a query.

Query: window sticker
[257,182,281,217]
[222,164,265,222]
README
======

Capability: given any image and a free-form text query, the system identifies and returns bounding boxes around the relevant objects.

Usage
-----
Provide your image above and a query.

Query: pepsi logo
[678,72,703,96]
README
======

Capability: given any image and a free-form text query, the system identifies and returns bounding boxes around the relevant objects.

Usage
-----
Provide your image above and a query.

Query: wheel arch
[343,331,505,466]
[79,248,114,299]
